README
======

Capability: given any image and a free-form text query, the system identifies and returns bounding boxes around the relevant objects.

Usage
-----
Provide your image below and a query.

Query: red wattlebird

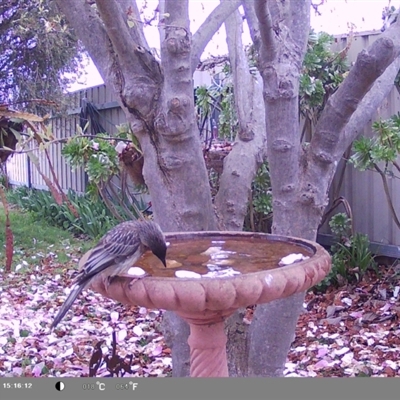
[50,220,167,329]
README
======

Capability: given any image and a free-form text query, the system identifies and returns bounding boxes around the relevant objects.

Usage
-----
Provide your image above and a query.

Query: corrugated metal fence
[6,85,127,192]
[323,31,400,250]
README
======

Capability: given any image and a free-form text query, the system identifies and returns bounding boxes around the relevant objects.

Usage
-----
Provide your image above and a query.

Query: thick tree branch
[55,0,113,84]
[287,0,310,54]
[161,0,190,77]
[95,0,143,75]
[254,0,276,61]
[310,20,400,170]
[191,0,241,73]
[94,0,162,118]
[254,0,308,237]
[214,5,266,231]
[340,56,400,155]
[242,0,260,48]
[158,0,166,44]
[225,11,250,141]
[117,0,150,50]
[227,9,253,142]
[164,0,189,28]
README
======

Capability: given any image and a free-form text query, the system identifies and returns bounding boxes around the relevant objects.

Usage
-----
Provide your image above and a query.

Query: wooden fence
[6,30,400,253]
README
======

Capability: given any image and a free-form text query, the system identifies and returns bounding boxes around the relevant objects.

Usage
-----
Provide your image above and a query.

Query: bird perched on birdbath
[50,219,167,329]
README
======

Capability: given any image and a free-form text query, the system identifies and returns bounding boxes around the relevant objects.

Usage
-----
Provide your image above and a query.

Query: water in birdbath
[134,234,314,278]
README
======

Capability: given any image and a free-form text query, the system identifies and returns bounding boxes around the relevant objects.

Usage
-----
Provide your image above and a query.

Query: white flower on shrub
[115,141,127,154]
[98,154,110,165]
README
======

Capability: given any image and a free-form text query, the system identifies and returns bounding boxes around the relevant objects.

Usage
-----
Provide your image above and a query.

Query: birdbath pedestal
[89,231,331,377]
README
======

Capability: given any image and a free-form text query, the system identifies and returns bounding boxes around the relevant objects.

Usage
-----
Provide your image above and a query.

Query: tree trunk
[246,0,400,376]
[214,4,266,231]
[246,0,316,377]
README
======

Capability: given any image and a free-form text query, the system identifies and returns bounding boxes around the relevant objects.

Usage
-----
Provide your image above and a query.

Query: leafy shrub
[313,213,377,292]
[61,133,120,185]
[244,160,273,233]
[7,186,119,239]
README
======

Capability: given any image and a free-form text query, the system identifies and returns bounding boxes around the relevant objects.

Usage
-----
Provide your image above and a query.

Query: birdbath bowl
[89,231,331,377]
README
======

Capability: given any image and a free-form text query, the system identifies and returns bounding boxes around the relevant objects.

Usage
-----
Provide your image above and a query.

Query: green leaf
[19,329,30,337]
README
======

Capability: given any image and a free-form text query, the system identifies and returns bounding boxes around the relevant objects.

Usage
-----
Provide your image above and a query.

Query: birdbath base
[177,310,236,377]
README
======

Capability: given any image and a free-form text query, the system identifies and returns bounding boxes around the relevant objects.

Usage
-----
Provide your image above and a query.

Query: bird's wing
[75,227,143,283]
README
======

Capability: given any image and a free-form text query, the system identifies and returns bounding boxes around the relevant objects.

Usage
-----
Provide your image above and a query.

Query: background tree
[244,0,400,376]
[0,0,84,113]
[54,0,400,377]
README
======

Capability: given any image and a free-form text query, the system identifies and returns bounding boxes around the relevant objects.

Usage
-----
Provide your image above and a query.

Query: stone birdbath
[88,231,331,377]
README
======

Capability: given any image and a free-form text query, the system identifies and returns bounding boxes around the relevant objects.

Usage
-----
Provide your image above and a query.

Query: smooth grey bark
[306,25,400,197]
[245,0,312,377]
[214,5,266,231]
[118,0,149,48]
[160,311,191,377]
[225,308,250,377]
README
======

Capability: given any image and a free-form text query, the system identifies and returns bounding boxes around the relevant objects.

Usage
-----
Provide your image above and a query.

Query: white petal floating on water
[213,259,234,265]
[278,253,309,266]
[127,267,147,277]
[201,246,222,255]
[202,268,241,278]
[175,270,202,279]
[205,264,221,271]
[211,253,229,260]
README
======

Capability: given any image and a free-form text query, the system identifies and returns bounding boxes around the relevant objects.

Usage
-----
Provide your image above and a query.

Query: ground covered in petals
[1,213,399,377]
[285,265,400,377]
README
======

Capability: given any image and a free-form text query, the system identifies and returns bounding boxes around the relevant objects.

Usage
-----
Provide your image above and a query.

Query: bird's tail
[50,283,86,330]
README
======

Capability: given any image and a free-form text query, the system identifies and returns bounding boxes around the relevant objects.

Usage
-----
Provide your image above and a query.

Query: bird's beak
[162,258,167,268]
